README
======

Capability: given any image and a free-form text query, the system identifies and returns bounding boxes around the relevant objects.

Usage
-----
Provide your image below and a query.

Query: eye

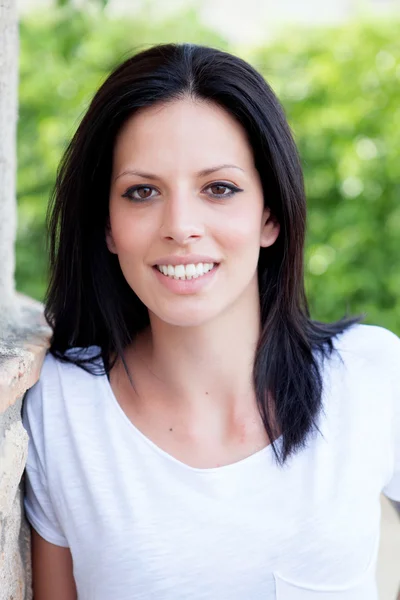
[121,182,244,202]
[121,185,159,202]
[204,182,243,199]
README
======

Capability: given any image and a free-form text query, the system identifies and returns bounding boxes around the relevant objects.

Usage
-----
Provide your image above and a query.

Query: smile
[155,262,217,281]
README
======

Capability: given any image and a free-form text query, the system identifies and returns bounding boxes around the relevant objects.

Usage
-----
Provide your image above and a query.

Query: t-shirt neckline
[99,355,282,475]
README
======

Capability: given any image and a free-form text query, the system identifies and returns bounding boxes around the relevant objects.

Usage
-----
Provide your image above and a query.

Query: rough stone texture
[0,0,19,327]
[0,486,29,600]
[0,294,51,413]
[0,416,28,519]
[0,295,51,600]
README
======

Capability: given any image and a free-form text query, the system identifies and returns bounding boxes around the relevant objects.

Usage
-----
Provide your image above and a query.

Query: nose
[159,189,204,245]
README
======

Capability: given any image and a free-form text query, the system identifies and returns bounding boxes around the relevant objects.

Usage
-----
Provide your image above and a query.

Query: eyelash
[121,182,243,203]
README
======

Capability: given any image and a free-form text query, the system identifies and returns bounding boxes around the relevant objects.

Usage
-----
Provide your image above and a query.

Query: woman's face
[107,97,279,327]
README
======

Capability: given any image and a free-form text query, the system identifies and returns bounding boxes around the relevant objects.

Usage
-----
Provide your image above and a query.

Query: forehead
[112,98,255,172]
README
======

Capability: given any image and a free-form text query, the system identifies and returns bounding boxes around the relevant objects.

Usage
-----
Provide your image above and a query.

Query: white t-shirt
[22,324,400,600]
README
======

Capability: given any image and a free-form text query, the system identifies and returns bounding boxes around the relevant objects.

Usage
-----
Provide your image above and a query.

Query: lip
[151,255,220,267]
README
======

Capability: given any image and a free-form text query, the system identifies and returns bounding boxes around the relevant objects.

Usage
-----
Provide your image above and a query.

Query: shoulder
[23,345,105,476]
[27,344,102,392]
[333,322,399,353]
[330,323,400,374]
[317,325,399,468]
[23,345,102,425]
[317,324,400,422]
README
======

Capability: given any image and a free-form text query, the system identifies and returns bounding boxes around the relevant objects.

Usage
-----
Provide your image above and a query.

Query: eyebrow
[114,164,244,182]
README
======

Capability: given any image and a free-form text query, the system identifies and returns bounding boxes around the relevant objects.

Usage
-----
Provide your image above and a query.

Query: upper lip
[152,255,220,266]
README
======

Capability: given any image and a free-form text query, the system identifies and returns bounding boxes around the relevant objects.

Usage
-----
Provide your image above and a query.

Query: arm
[391,499,400,518]
[31,528,77,600]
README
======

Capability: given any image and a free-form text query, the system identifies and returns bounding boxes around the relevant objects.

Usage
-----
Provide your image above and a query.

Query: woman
[22,43,400,599]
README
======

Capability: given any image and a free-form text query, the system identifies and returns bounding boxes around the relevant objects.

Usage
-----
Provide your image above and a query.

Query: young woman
[22,43,400,600]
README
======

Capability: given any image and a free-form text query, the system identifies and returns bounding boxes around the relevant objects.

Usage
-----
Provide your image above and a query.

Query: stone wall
[0,296,51,600]
[0,0,19,327]
[0,1,43,595]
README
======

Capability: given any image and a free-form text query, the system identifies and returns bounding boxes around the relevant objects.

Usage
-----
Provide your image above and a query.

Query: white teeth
[174,265,185,278]
[185,264,196,277]
[196,263,204,276]
[156,262,216,280]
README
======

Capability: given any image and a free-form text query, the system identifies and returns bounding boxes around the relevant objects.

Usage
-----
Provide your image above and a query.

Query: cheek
[216,204,263,254]
[109,209,148,254]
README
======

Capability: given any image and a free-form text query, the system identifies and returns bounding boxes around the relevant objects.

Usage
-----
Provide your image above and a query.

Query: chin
[150,303,221,329]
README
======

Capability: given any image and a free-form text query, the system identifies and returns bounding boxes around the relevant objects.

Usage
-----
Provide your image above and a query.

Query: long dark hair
[45,43,362,465]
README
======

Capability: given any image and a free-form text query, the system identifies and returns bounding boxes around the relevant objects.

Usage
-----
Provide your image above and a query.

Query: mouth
[153,262,219,281]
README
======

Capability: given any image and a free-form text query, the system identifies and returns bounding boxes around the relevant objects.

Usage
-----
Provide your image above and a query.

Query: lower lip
[152,265,219,294]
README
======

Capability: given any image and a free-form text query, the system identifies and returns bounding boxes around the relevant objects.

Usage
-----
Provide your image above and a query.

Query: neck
[135,285,262,418]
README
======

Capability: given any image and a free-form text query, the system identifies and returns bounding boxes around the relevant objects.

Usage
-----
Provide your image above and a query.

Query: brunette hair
[45,43,362,465]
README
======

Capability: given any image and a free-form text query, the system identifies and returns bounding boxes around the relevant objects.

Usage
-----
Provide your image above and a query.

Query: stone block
[0,295,50,600]
[0,420,29,519]
[0,486,31,600]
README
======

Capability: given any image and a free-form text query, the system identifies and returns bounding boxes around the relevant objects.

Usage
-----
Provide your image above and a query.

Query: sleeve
[381,330,400,502]
[22,359,69,547]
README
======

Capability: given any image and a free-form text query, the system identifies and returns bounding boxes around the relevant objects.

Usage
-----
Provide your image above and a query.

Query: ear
[105,219,117,254]
[260,207,280,248]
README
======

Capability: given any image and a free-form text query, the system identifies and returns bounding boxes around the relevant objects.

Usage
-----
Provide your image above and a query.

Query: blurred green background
[16,3,400,333]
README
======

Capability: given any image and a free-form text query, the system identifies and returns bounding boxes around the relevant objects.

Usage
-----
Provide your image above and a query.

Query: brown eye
[122,185,159,202]
[210,185,229,196]
[136,187,153,199]
[205,182,243,199]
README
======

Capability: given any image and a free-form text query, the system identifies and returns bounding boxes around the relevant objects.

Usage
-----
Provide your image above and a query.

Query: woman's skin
[106,97,280,469]
[31,529,77,599]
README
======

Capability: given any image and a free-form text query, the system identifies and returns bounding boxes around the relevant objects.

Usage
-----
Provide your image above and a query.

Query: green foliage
[250,21,400,332]
[16,9,400,333]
